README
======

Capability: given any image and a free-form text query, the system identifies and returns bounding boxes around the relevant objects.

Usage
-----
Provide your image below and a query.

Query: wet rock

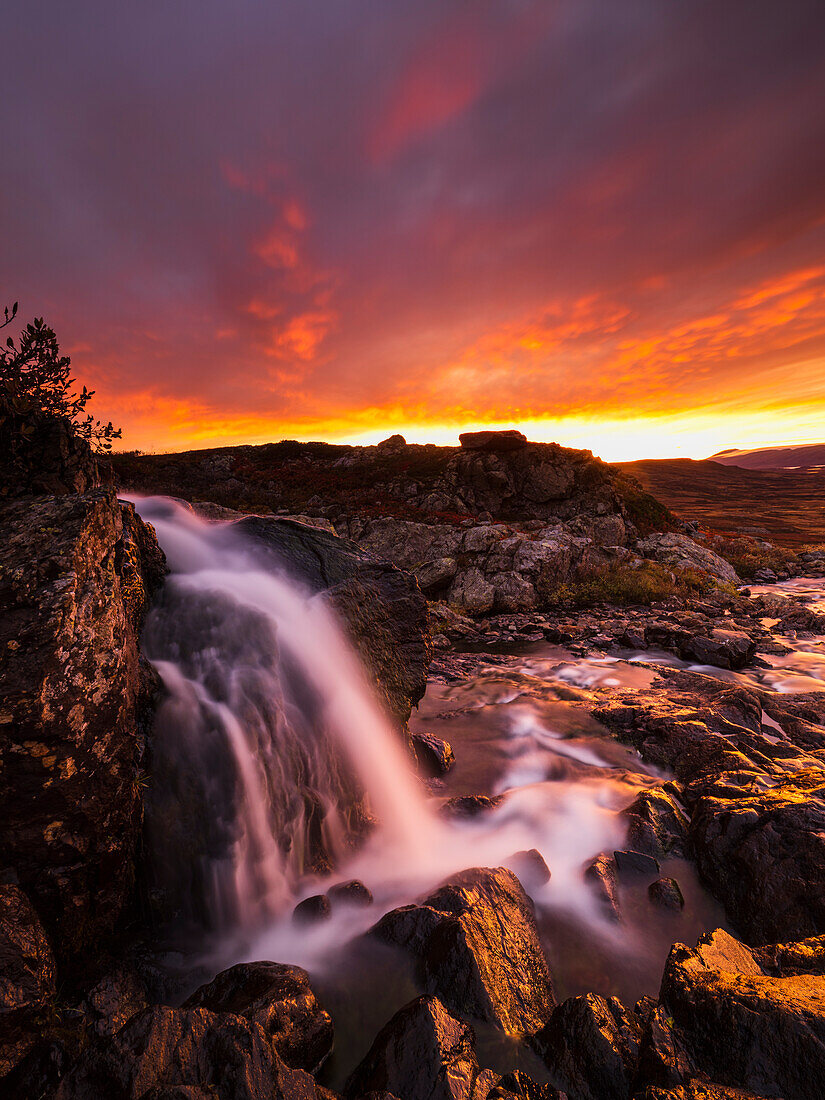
[679,630,755,670]
[754,934,825,977]
[487,1070,566,1099]
[584,854,620,921]
[532,993,642,1100]
[654,928,825,1100]
[459,429,528,452]
[441,795,504,818]
[0,885,56,1078]
[344,995,498,1100]
[328,880,374,908]
[293,895,332,925]
[54,1004,328,1099]
[613,850,660,879]
[237,515,431,731]
[183,961,333,1073]
[411,733,455,776]
[371,867,555,1037]
[648,878,685,912]
[505,850,551,890]
[0,491,164,968]
[622,789,689,860]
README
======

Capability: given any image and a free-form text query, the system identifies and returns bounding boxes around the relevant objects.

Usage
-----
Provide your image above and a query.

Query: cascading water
[134,497,439,937]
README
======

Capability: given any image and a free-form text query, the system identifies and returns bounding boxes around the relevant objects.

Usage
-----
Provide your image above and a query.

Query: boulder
[0,885,56,1078]
[328,880,374,908]
[236,516,431,731]
[584,855,620,921]
[54,1005,329,1099]
[458,430,528,452]
[411,733,455,776]
[344,996,499,1100]
[183,961,333,1073]
[449,568,496,616]
[0,491,164,967]
[636,534,739,585]
[532,993,642,1100]
[416,558,458,593]
[653,928,825,1100]
[371,867,556,1037]
[84,967,149,1038]
[622,788,689,860]
[293,895,332,925]
[505,850,551,891]
[648,878,685,912]
[679,630,755,670]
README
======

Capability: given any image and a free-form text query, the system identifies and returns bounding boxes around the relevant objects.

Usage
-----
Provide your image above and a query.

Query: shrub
[545,560,716,609]
[0,303,121,457]
[705,533,796,580]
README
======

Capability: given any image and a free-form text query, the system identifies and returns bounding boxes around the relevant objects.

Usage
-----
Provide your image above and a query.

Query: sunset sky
[3,1,825,460]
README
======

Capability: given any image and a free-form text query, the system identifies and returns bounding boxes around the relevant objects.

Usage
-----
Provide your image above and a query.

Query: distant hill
[709,443,825,470]
[619,458,825,547]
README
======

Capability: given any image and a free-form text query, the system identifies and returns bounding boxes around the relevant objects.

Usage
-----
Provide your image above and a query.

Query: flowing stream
[132,498,825,1084]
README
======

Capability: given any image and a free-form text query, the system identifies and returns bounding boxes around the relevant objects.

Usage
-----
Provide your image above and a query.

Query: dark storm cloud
[2,0,825,445]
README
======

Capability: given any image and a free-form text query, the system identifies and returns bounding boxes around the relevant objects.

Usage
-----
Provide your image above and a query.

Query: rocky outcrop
[595,671,825,945]
[641,929,825,1100]
[54,1005,331,1100]
[0,412,107,497]
[459,429,528,452]
[236,516,430,730]
[183,961,333,1073]
[532,993,642,1100]
[371,867,556,1037]
[344,995,500,1100]
[0,489,165,967]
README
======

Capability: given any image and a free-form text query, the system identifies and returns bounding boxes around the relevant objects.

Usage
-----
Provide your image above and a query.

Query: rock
[648,878,685,912]
[532,993,642,1100]
[636,533,739,585]
[505,850,551,890]
[652,928,825,1100]
[0,411,106,496]
[613,850,660,879]
[371,867,555,1037]
[416,557,458,593]
[0,491,164,967]
[376,435,407,453]
[679,630,755,670]
[54,1005,329,1099]
[293,895,331,925]
[411,733,455,776]
[441,795,504,818]
[584,854,620,921]
[84,966,149,1037]
[236,515,431,731]
[487,1071,566,1099]
[622,789,689,860]
[755,935,825,977]
[0,885,56,1078]
[458,429,528,452]
[328,880,374,908]
[183,961,333,1073]
[449,568,496,616]
[344,996,499,1100]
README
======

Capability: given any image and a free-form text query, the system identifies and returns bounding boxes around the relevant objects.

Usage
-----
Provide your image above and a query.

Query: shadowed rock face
[0,885,56,1078]
[0,490,165,968]
[0,412,107,497]
[236,516,431,732]
[53,1005,329,1100]
[371,867,556,1038]
[183,962,333,1073]
[344,995,499,1100]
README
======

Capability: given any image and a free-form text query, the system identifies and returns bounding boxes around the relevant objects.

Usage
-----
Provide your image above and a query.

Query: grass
[705,533,796,580]
[545,560,718,609]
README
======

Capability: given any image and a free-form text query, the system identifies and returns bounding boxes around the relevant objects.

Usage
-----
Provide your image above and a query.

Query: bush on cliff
[1,303,121,452]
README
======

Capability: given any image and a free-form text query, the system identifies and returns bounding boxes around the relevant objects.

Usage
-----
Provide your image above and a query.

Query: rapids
[131,497,825,1085]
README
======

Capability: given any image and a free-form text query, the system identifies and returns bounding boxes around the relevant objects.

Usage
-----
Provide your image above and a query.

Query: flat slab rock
[370,867,556,1037]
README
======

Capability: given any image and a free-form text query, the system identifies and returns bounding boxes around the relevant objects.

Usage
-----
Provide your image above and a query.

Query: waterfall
[133,497,436,936]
